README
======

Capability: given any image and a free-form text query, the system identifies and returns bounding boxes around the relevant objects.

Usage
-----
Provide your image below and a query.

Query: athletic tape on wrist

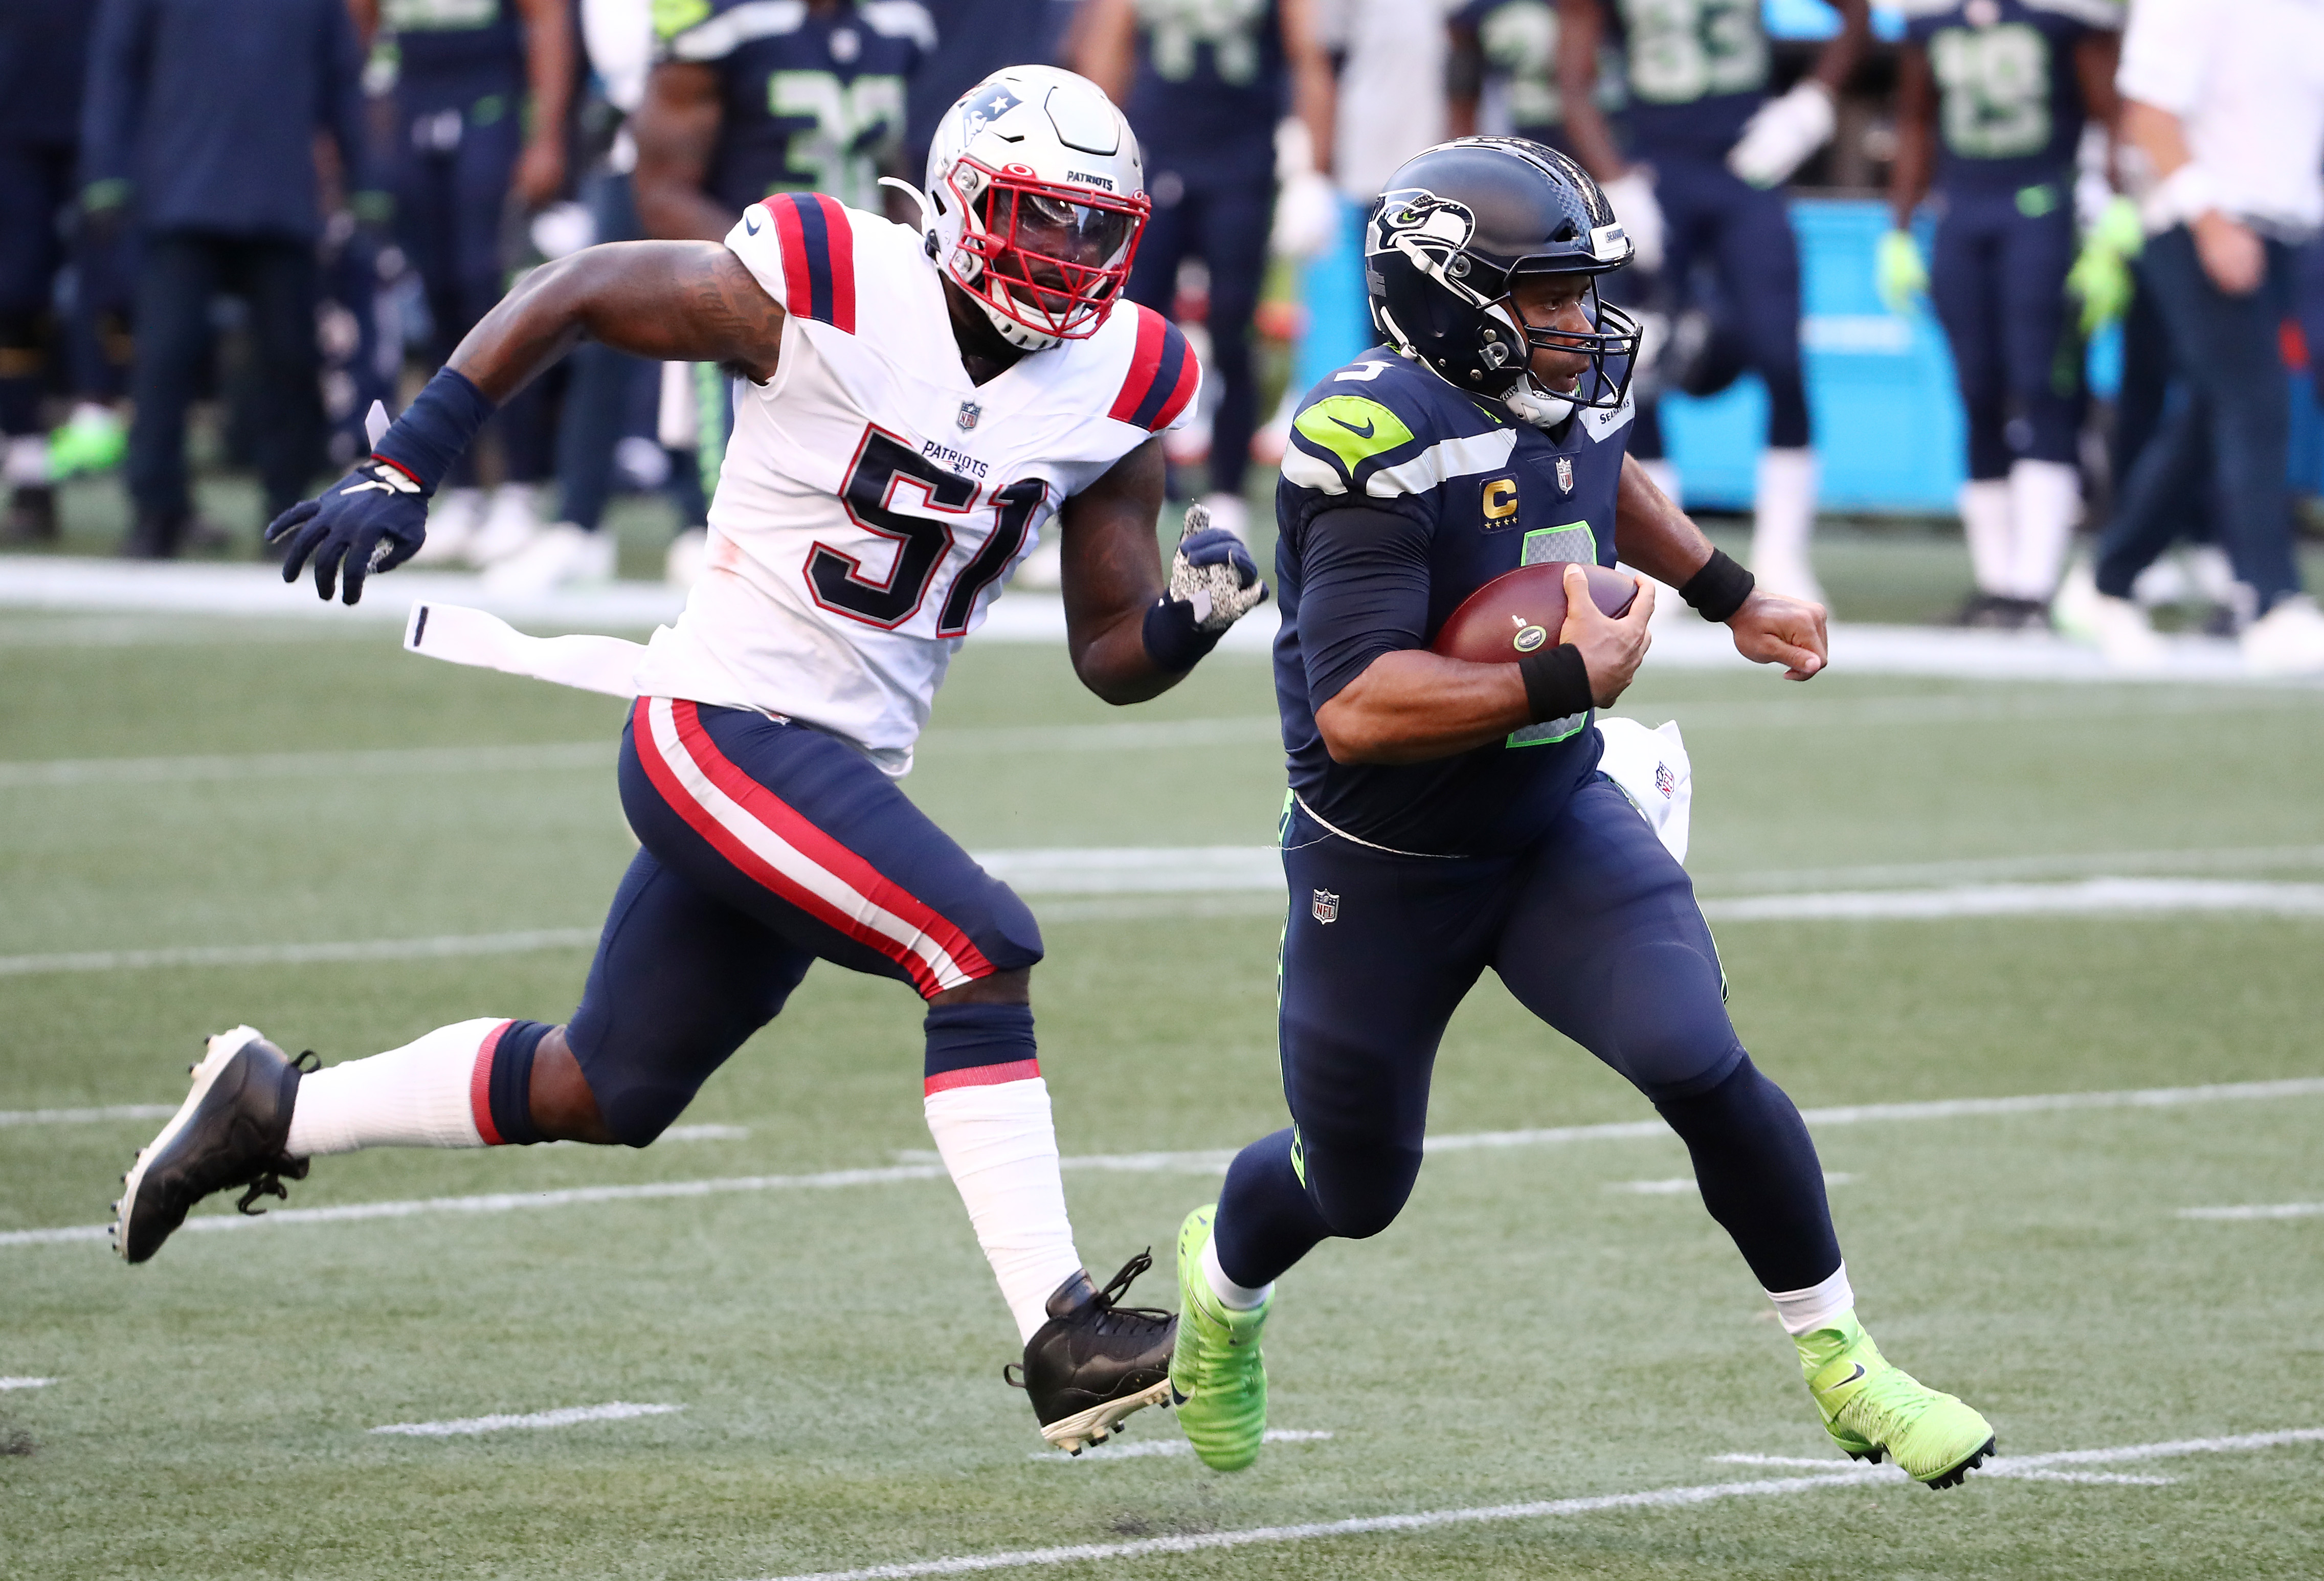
[1680,547,1755,623]
[1517,642,1593,723]
[372,368,496,496]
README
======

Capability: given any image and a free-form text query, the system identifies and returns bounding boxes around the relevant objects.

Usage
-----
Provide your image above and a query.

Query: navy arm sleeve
[1298,504,1434,712]
[80,0,149,198]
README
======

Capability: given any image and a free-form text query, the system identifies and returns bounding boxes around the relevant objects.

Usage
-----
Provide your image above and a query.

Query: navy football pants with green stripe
[1212,777,1843,1294]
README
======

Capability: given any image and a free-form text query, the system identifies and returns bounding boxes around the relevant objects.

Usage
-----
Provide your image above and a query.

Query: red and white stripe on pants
[631,696,996,998]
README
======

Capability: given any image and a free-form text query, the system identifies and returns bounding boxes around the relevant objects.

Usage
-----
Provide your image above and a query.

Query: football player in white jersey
[111,66,1265,1457]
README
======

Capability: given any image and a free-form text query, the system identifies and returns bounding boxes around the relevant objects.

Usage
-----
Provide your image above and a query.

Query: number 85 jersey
[630,195,1202,777]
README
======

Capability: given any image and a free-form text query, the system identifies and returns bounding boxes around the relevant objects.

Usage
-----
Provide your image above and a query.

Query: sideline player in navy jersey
[1885,0,2120,629]
[382,0,576,569]
[1558,0,1869,607]
[634,0,933,584]
[1076,0,1336,543]
[1166,139,1998,1489]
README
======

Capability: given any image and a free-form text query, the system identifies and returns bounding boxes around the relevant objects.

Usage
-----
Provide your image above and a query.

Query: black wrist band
[1679,546,1755,623]
[1516,642,1594,723]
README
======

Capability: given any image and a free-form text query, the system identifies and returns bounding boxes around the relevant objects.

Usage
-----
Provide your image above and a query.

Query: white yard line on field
[16,859,2324,978]
[1030,1430,1334,1462]
[1707,1452,2172,1485]
[0,1103,174,1127]
[2176,1202,2324,1220]
[369,1401,683,1437]
[742,1427,2324,1581]
[4,1077,2317,1251]
[0,1377,58,1390]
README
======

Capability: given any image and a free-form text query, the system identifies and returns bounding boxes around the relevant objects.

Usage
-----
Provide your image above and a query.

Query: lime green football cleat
[1169,1204,1271,1472]
[48,407,125,479]
[1799,1313,1995,1488]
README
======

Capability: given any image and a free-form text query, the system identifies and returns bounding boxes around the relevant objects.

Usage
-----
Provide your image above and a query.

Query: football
[1428,561,1640,663]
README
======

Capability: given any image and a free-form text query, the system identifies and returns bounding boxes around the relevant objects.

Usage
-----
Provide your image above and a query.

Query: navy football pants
[1213,778,1842,1294]
[1655,156,1811,450]
[1929,188,2079,478]
[563,698,1045,1144]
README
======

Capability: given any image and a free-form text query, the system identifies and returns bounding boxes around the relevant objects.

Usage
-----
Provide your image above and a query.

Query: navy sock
[485,1019,555,1146]
[1212,1128,1333,1289]
[922,1001,1038,1093]
[1650,1055,1842,1292]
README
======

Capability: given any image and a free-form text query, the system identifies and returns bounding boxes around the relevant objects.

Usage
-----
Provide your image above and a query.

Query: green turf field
[4,603,2321,1579]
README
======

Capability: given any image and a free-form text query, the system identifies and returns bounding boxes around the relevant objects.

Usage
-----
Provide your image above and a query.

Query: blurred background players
[1881,0,2120,630]
[2083,0,2324,675]
[630,0,933,587]
[376,0,576,571]
[1559,0,1868,607]
[82,0,379,560]
[0,1,131,546]
[1075,0,1335,545]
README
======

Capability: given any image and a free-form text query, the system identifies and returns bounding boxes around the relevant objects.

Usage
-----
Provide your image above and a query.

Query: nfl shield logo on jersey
[957,401,981,431]
[1312,889,1339,924]
[1555,456,1574,494]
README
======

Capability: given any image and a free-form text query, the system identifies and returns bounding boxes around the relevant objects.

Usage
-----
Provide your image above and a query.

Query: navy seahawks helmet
[1365,138,1641,427]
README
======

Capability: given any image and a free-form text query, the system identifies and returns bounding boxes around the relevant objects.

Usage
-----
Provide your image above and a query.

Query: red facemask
[948,157,1152,342]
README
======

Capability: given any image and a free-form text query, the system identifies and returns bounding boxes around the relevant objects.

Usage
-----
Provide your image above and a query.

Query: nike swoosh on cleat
[1329,415,1375,439]
[1834,1363,1866,1387]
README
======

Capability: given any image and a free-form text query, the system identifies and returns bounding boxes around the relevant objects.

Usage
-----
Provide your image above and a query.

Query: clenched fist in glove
[1727,81,1836,190]
[1142,501,1268,672]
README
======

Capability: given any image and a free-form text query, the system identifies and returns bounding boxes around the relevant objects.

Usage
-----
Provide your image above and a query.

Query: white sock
[1638,456,1685,512]
[924,1078,1084,1345]
[2006,459,2080,603]
[284,1017,505,1157]
[1765,1262,1855,1336]
[1958,479,2013,596]
[4,434,50,487]
[1749,448,1820,594]
[1199,1227,1273,1310]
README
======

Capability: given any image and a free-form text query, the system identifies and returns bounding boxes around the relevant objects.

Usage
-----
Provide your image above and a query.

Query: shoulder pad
[1106,306,1201,433]
[728,193,859,332]
[1280,359,1518,501]
[659,0,806,60]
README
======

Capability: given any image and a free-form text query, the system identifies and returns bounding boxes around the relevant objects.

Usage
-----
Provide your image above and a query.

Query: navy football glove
[1142,502,1268,672]
[266,458,430,606]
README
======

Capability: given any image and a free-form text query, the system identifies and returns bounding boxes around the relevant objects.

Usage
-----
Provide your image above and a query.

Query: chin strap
[1503,378,1574,428]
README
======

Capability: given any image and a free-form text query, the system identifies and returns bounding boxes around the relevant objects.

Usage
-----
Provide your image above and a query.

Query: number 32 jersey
[630,194,1202,776]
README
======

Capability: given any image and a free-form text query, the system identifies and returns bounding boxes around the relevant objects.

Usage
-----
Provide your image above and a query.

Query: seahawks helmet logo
[1371,189,1474,258]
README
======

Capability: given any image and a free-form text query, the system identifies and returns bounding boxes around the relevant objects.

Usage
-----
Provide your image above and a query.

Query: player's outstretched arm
[1612,455,1827,681]
[1056,439,1267,704]
[269,243,784,602]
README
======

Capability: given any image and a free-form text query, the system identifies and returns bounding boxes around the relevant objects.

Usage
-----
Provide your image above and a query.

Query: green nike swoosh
[1330,415,1375,439]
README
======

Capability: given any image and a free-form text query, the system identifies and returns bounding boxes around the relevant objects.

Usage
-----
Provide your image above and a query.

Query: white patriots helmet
[914,66,1151,352]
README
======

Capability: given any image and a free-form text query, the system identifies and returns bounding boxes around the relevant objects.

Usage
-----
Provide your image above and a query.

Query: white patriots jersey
[631,193,1201,775]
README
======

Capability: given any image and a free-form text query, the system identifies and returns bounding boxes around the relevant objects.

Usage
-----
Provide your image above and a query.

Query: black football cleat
[1005,1250,1177,1454]
[113,1027,313,1263]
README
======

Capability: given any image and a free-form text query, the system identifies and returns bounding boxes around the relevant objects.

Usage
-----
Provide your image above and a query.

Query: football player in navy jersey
[633,0,933,584]
[1558,0,1869,607]
[1076,0,1336,543]
[1165,139,1998,1490]
[383,0,575,569]
[1885,0,2121,629]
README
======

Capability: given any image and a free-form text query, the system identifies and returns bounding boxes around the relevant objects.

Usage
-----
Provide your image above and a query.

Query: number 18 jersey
[629,195,1202,776]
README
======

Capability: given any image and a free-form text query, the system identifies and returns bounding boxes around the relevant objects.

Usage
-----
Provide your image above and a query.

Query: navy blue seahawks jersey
[657,0,934,214]
[1603,0,1769,160]
[1901,0,2119,195]
[1455,0,1629,153]
[384,0,524,92]
[1273,350,1637,857]
[0,0,93,144]
[1124,0,1284,175]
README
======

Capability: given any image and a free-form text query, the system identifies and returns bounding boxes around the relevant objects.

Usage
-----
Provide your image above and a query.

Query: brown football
[1427,562,1639,663]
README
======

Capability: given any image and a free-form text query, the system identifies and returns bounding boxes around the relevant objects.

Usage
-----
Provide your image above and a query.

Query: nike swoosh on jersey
[1330,415,1375,439]
[745,210,763,234]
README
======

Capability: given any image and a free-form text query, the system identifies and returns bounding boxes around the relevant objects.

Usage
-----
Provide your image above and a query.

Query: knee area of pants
[1303,1145,1421,1240]
[593,1081,696,1149]
[1606,941,1739,1092]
